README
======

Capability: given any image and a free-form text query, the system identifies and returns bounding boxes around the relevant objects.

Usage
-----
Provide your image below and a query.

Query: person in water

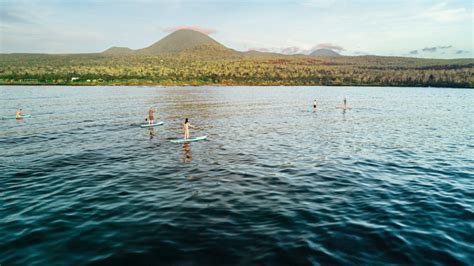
[313,99,317,112]
[15,109,23,119]
[147,107,156,125]
[183,118,195,140]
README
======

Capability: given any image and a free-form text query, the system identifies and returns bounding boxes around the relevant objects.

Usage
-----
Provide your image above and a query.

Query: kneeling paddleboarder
[15,109,23,119]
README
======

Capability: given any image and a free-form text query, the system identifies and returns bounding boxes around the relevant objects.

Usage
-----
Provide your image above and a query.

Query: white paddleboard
[2,115,32,120]
[140,121,164,127]
[170,136,208,143]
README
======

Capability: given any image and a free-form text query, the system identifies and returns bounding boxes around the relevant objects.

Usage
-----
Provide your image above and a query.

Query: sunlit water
[1,86,473,265]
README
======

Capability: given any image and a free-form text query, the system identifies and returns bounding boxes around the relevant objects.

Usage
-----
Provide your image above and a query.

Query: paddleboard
[2,115,32,119]
[336,106,352,110]
[170,136,208,143]
[140,121,164,127]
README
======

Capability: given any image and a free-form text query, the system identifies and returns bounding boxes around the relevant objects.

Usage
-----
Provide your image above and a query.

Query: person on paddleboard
[147,107,156,125]
[15,109,23,119]
[343,97,347,109]
[313,99,317,112]
[183,118,195,140]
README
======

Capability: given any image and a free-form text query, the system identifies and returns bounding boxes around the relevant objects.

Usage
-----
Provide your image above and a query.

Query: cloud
[420,3,468,22]
[248,47,283,54]
[438,45,452,49]
[422,45,452,53]
[247,43,345,55]
[314,43,345,52]
[422,47,437,52]
[455,50,469,54]
[302,0,336,8]
[247,47,302,55]
[1,19,106,53]
[0,8,33,24]
[409,50,419,55]
[353,51,370,56]
[162,25,217,35]
[281,46,305,54]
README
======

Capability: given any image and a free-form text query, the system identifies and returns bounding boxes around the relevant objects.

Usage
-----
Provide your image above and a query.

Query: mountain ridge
[101,30,342,58]
[310,48,341,57]
[101,29,238,57]
[135,29,229,55]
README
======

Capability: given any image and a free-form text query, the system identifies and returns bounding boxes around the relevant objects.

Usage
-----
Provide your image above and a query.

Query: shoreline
[1,83,472,88]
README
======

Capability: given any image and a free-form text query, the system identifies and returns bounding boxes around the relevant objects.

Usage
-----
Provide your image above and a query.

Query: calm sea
[1,86,473,265]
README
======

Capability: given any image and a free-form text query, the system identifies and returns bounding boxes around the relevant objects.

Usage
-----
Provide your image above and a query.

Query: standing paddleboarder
[183,118,195,140]
[313,99,317,112]
[147,107,156,125]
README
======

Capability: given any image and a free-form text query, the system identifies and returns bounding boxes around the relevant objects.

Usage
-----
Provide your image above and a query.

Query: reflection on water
[147,127,156,140]
[150,86,220,123]
[0,86,473,265]
[183,143,192,163]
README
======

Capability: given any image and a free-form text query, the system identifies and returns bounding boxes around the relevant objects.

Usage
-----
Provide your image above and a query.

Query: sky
[0,0,473,58]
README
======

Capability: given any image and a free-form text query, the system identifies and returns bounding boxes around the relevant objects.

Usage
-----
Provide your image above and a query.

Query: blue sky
[0,0,472,58]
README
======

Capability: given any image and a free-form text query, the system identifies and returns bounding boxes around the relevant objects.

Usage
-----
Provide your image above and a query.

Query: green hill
[180,44,240,59]
[102,47,134,55]
[100,29,239,58]
[135,29,234,55]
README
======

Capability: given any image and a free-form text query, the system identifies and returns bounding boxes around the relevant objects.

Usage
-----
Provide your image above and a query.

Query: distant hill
[99,30,345,59]
[102,47,134,55]
[135,29,235,55]
[100,29,238,58]
[310,49,341,57]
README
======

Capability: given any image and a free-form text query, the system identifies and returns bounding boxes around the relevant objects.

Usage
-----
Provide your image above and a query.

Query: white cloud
[315,43,344,52]
[420,2,468,22]
[248,43,344,55]
[302,0,337,8]
[162,25,217,35]
[1,22,105,53]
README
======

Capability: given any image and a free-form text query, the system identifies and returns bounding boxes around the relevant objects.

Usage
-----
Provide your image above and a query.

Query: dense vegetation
[0,53,472,87]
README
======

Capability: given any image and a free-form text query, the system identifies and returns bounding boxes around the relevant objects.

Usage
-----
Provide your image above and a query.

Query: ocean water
[0,86,473,265]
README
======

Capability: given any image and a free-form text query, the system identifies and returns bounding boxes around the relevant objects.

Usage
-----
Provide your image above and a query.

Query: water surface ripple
[1,86,473,265]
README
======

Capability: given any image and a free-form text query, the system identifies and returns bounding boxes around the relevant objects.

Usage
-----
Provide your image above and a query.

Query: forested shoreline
[1,54,472,88]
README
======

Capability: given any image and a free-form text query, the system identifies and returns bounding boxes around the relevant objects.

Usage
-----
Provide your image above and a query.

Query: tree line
[0,54,472,87]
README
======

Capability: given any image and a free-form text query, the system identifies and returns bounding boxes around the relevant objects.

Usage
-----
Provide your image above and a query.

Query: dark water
[1,86,473,265]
